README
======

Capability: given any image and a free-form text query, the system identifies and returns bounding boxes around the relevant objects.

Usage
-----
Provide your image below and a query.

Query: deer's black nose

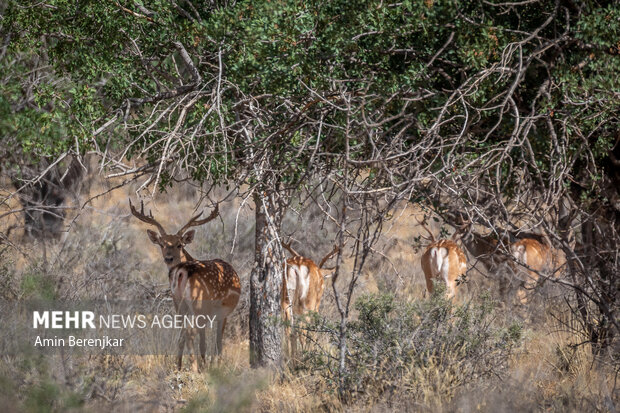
[165,257,173,264]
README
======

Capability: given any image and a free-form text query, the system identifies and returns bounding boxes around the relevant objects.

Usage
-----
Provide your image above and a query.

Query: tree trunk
[249,190,284,368]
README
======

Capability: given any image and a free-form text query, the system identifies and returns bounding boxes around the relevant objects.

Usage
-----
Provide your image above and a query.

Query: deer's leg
[284,301,296,359]
[290,314,298,360]
[298,305,316,354]
[298,321,307,354]
[210,318,226,367]
[185,328,199,373]
[199,327,207,367]
[285,326,292,359]
[177,331,186,370]
[446,279,457,299]
[216,318,226,356]
[424,275,434,297]
[281,304,291,359]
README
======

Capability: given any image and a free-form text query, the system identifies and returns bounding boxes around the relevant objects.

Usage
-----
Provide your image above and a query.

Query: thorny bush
[297,286,523,404]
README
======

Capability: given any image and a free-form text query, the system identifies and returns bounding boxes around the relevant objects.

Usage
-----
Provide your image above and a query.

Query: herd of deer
[130,201,567,371]
[418,219,567,303]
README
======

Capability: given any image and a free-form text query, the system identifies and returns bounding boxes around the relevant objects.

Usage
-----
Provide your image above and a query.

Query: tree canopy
[4,1,617,191]
[2,0,619,364]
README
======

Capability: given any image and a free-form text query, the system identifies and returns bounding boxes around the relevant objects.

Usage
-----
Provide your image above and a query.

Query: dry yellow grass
[0,175,617,412]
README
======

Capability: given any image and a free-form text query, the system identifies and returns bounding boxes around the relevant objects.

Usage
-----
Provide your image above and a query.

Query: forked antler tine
[451,219,470,241]
[282,240,301,257]
[176,203,219,235]
[129,199,166,235]
[318,242,342,269]
[416,216,436,243]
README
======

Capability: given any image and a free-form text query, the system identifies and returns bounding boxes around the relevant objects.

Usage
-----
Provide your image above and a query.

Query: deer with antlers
[130,200,241,371]
[280,240,339,356]
[418,219,468,299]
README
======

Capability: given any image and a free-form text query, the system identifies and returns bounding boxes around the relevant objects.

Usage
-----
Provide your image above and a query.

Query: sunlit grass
[0,179,616,412]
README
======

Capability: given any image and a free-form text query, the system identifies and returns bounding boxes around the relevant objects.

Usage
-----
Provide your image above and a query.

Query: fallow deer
[130,200,241,371]
[280,241,339,356]
[511,237,566,303]
[444,215,570,303]
[450,220,515,298]
[418,221,467,298]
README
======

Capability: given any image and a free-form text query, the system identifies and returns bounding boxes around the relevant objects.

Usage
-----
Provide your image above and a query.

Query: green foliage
[20,272,57,301]
[182,368,267,413]
[3,0,618,197]
[301,290,522,403]
[24,381,61,413]
[0,248,18,300]
[0,352,84,413]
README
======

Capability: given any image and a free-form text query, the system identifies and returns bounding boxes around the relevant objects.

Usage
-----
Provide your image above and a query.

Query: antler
[176,203,219,236]
[451,217,471,241]
[416,216,436,243]
[129,199,166,235]
[318,242,342,269]
[282,240,301,257]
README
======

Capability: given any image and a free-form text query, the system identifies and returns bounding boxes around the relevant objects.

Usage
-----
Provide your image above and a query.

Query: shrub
[299,287,522,406]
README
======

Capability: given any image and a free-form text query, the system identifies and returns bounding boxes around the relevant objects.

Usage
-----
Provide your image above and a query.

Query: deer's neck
[181,248,195,263]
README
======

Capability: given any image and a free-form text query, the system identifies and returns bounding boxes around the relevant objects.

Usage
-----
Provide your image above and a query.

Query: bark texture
[249,190,284,367]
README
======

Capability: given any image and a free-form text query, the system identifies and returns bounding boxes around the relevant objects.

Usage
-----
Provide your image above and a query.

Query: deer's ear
[182,230,195,245]
[146,230,160,245]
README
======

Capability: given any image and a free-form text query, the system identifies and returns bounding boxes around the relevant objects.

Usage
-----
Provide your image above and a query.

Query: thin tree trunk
[579,218,600,345]
[249,190,284,368]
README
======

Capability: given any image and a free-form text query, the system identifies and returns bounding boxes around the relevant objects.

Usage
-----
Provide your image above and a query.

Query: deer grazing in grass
[280,240,339,356]
[450,219,516,299]
[418,220,467,299]
[449,216,568,303]
[130,200,241,371]
[510,237,566,304]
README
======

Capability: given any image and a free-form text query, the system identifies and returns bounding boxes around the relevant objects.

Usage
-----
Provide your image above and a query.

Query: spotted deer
[418,221,467,298]
[130,200,241,371]
[511,237,566,303]
[280,241,339,356]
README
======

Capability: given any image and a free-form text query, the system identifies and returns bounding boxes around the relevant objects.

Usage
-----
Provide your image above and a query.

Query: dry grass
[0,176,617,412]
